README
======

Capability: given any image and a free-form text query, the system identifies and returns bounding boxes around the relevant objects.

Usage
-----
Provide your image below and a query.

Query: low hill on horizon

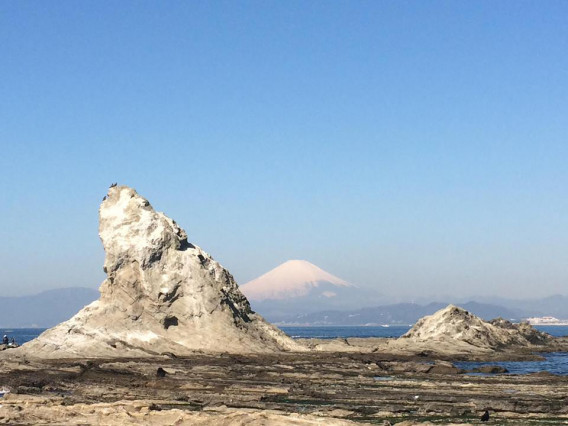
[3,285,567,328]
[0,287,99,328]
[270,301,529,326]
[466,294,568,319]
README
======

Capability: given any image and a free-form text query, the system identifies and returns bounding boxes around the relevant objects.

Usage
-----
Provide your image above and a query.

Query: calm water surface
[280,325,568,339]
[280,325,412,339]
[1,328,46,345]
[455,352,568,376]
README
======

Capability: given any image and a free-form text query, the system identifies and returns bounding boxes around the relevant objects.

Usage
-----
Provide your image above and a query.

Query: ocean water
[280,325,412,339]
[0,328,46,345]
[280,325,568,339]
[456,352,568,376]
[532,325,568,337]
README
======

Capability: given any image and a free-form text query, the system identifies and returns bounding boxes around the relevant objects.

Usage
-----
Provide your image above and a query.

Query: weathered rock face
[488,317,551,345]
[402,305,551,351]
[17,185,305,358]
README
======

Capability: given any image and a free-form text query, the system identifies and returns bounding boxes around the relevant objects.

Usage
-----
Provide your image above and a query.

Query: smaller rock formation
[396,305,551,355]
[488,317,550,345]
[471,365,508,374]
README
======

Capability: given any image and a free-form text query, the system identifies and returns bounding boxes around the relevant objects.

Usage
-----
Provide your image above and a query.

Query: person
[11,338,16,345]
[2,335,8,345]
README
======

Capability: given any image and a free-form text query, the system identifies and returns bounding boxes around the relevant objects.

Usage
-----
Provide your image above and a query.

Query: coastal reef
[0,350,567,425]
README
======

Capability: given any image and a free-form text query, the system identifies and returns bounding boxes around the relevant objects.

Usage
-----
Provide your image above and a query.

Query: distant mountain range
[0,287,99,328]
[271,301,527,326]
[461,294,568,320]
[2,276,567,328]
[239,259,568,325]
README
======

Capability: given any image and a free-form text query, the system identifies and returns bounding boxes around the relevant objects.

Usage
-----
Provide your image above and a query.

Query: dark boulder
[472,365,508,374]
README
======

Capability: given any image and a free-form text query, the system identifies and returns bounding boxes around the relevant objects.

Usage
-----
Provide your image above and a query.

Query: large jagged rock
[399,305,551,352]
[15,185,305,358]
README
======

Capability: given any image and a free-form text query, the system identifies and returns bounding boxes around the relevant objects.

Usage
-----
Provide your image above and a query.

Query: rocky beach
[1,186,567,425]
[1,342,568,425]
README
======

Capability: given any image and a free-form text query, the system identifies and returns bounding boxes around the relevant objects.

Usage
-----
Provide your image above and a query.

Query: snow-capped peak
[240,260,353,301]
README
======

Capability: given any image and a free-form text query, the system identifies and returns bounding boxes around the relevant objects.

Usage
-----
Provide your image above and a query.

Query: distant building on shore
[526,316,568,326]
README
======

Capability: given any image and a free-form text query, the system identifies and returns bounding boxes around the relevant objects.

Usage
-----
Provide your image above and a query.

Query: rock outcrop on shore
[398,304,551,353]
[488,317,551,345]
[14,185,304,358]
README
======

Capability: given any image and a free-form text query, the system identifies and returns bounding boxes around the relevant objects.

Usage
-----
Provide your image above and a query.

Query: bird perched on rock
[481,410,490,422]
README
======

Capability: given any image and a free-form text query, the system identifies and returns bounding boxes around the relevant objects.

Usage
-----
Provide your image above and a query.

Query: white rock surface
[15,185,305,358]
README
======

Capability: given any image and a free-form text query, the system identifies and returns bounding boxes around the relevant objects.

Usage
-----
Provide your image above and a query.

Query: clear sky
[1,1,567,300]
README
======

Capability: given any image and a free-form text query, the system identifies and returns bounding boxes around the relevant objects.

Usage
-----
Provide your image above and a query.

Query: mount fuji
[239,260,381,322]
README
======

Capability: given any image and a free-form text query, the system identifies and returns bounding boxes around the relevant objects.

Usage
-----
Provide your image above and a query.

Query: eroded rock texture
[18,186,304,358]
[401,304,551,351]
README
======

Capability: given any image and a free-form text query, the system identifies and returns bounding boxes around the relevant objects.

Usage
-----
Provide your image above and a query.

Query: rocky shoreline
[1,344,568,425]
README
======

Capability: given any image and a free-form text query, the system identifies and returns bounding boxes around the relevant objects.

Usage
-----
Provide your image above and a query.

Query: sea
[279,325,568,339]
[3,326,568,375]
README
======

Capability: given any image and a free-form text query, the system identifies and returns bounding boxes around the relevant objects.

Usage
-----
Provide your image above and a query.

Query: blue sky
[1,1,567,299]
